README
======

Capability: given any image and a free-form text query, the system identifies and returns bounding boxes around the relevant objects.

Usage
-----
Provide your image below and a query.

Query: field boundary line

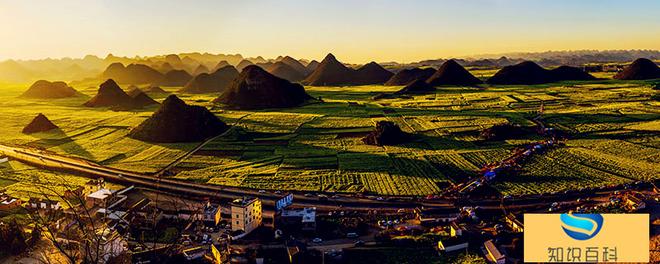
[155,113,253,176]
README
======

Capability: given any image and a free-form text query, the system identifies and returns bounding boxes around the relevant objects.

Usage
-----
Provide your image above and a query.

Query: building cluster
[0,175,655,263]
[0,180,323,263]
[0,192,22,211]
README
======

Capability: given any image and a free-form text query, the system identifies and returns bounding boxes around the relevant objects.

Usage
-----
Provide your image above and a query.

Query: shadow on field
[28,128,94,159]
[192,126,480,187]
[496,174,584,184]
[571,130,658,141]
[543,113,655,125]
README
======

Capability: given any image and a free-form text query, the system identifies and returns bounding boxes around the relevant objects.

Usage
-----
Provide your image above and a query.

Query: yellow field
[0,78,658,196]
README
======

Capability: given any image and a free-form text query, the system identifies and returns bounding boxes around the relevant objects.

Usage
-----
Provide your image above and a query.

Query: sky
[0,0,659,63]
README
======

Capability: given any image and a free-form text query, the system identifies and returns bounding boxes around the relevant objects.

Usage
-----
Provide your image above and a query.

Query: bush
[363,121,409,146]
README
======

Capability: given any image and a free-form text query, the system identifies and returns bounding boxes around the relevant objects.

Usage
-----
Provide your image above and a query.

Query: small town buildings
[505,213,524,233]
[201,202,221,224]
[602,64,624,72]
[64,186,85,200]
[27,198,61,211]
[275,193,294,211]
[449,222,465,237]
[484,239,506,264]
[230,197,262,234]
[415,207,460,224]
[86,186,131,210]
[623,193,646,211]
[96,228,129,263]
[0,193,21,211]
[86,189,115,208]
[84,179,104,196]
[279,207,317,231]
[182,246,207,261]
[437,236,469,253]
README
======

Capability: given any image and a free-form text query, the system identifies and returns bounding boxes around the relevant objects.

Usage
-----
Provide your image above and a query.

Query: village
[0,174,657,263]
[0,1,659,262]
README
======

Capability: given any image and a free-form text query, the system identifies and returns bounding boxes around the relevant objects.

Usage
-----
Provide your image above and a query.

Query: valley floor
[0,78,658,200]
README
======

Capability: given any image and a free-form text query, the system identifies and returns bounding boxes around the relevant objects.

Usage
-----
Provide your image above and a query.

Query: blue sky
[0,0,659,62]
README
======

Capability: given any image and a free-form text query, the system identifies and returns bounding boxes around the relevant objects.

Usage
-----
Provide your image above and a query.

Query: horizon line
[2,48,659,65]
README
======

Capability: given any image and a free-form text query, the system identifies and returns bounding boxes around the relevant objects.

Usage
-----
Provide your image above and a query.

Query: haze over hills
[0,50,658,84]
[268,61,307,82]
[84,79,158,109]
[21,80,78,99]
[486,61,595,85]
[159,70,193,87]
[304,54,393,86]
[180,66,239,94]
[384,68,436,86]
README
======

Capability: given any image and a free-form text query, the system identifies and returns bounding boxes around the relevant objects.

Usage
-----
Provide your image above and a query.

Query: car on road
[304,193,313,197]
[258,190,266,193]
[346,232,358,238]
[312,238,323,243]
[354,240,365,246]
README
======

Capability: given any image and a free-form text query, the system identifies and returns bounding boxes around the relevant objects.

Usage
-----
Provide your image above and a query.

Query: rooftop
[417,207,460,216]
[281,207,316,223]
[27,197,60,205]
[1,198,18,205]
[183,246,207,258]
[97,208,127,220]
[450,221,464,230]
[506,213,523,226]
[88,188,113,200]
[230,197,259,207]
[484,239,504,260]
[439,236,468,247]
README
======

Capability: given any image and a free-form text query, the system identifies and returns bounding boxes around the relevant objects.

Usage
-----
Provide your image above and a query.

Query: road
[0,144,641,212]
[0,144,451,210]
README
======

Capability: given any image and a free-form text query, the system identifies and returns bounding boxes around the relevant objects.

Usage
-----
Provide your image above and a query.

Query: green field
[0,76,658,196]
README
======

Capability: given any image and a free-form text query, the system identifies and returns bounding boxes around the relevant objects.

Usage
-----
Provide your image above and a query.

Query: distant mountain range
[0,50,658,83]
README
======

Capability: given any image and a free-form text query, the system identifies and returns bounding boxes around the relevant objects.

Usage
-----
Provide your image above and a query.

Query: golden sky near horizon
[0,0,659,63]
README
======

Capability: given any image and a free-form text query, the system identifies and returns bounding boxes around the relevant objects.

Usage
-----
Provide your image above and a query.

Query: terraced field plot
[0,83,196,174]
[1,80,658,196]
[173,81,659,195]
[0,160,122,205]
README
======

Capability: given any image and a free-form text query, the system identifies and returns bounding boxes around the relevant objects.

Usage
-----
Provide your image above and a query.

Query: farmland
[177,79,659,196]
[0,76,658,197]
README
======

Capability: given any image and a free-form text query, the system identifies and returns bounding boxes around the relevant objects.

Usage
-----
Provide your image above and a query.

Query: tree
[26,174,212,263]
[30,226,41,246]
[161,227,179,243]
[0,221,28,256]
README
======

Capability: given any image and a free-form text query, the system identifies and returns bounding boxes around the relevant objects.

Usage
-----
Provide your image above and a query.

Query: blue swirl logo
[560,214,604,240]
